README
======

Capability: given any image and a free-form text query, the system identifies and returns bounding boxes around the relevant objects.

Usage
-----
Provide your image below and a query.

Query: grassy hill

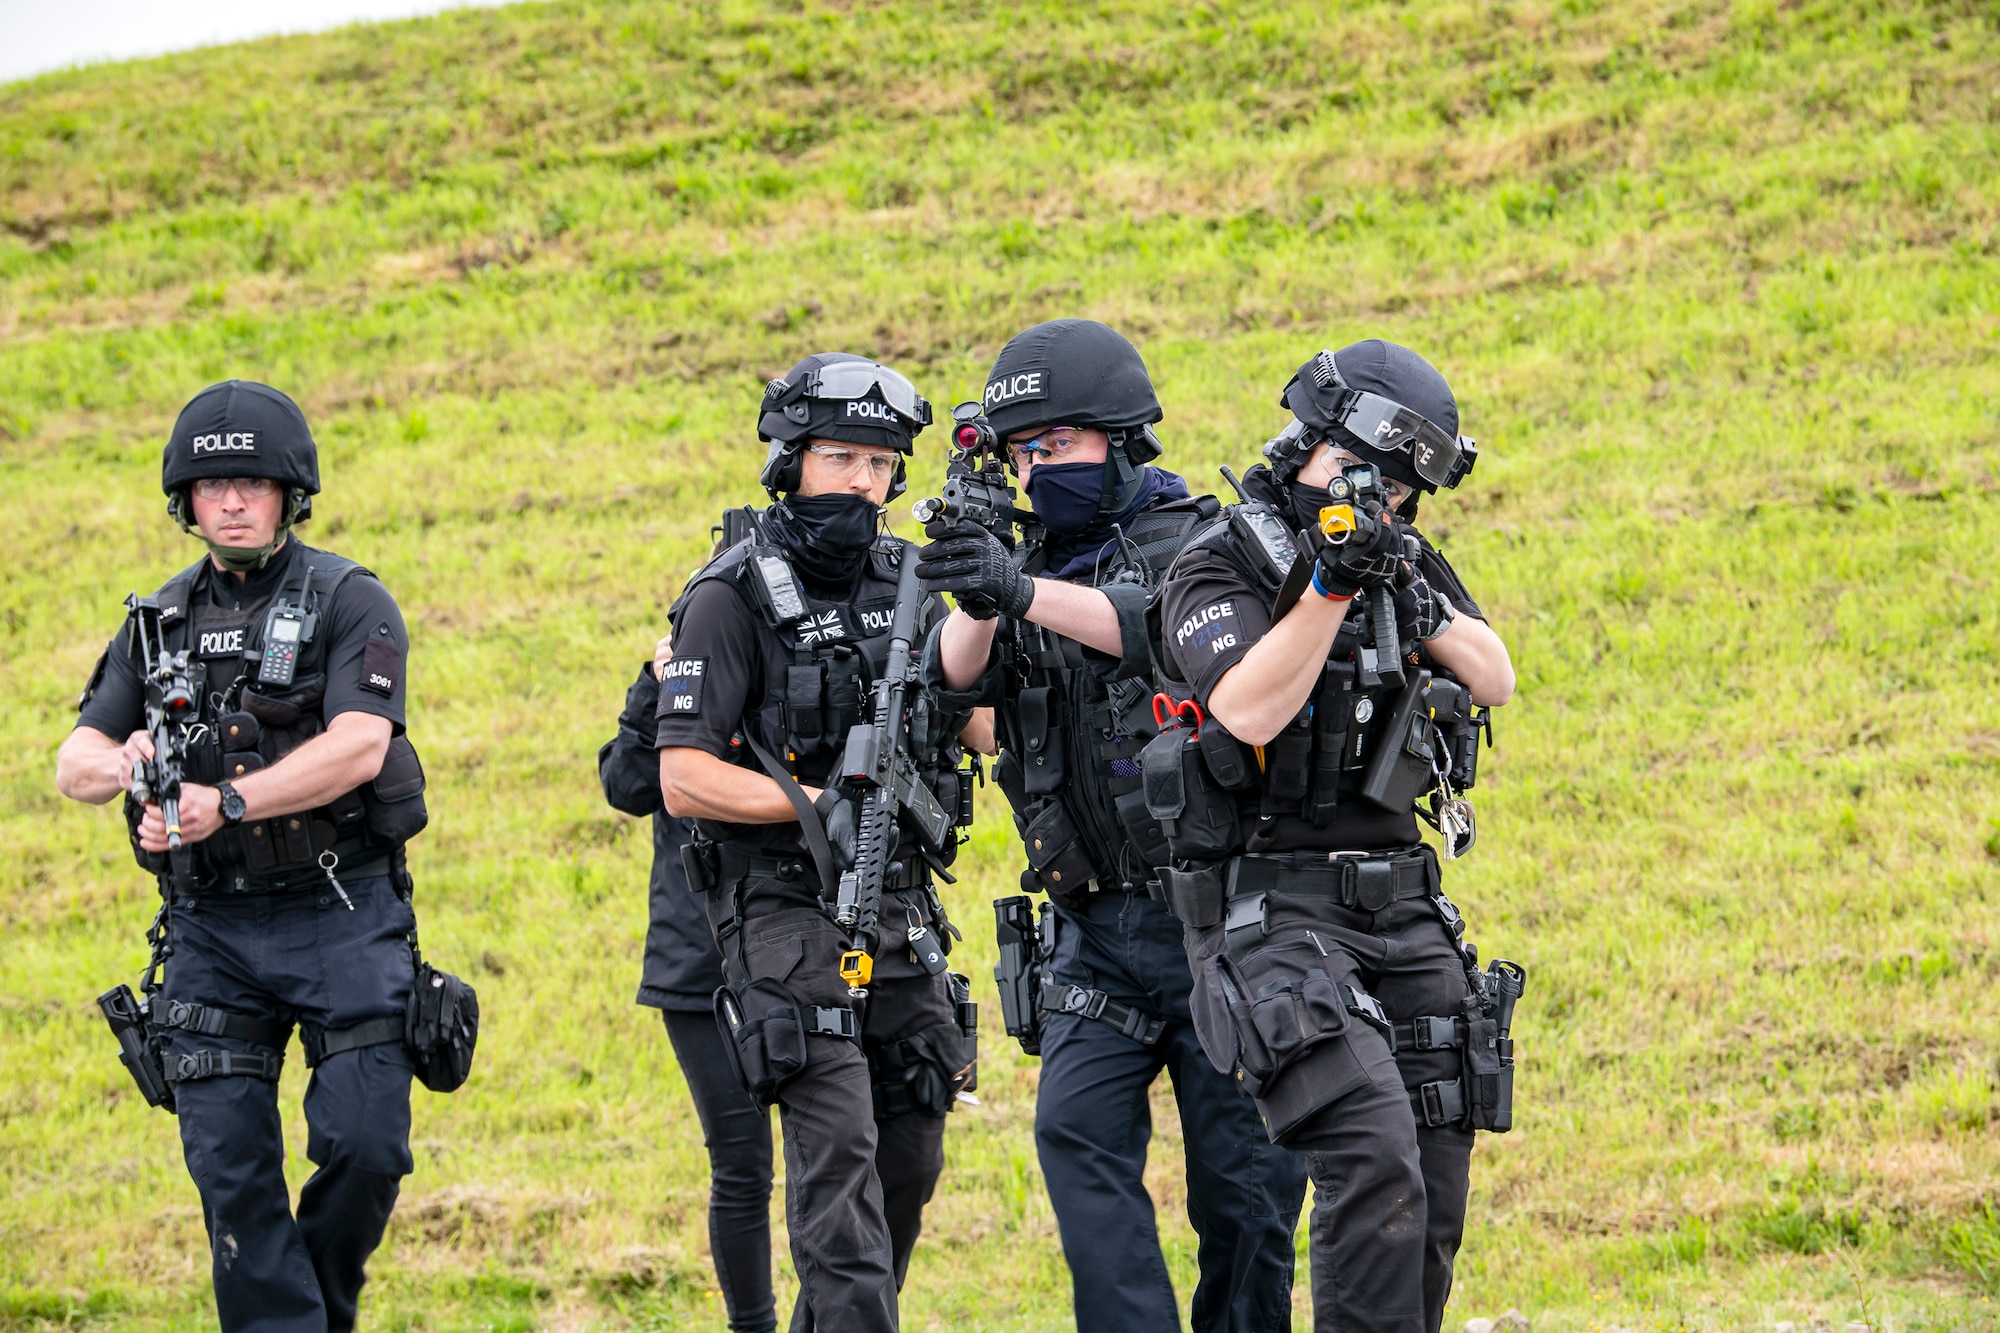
[3,0,1998,1328]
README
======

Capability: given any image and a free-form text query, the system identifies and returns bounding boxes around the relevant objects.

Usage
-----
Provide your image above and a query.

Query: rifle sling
[744,736,842,906]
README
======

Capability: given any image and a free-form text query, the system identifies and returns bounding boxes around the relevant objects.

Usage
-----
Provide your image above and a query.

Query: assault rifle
[1264,463,1413,691]
[834,546,956,996]
[910,401,1035,543]
[124,593,199,858]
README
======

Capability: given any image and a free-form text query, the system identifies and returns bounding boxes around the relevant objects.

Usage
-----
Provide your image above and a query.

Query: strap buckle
[1416,1077,1466,1128]
[1407,1015,1459,1051]
[807,1006,858,1040]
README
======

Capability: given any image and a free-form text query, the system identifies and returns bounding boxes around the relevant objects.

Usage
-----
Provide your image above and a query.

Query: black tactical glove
[816,788,859,873]
[1392,566,1455,642]
[916,520,1035,621]
[1312,511,1405,599]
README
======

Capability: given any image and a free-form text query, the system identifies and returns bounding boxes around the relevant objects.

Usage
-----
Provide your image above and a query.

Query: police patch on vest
[792,607,851,648]
[1175,600,1240,657]
[984,371,1047,410]
[855,601,896,635]
[361,637,401,698]
[657,657,708,715]
[198,624,251,658]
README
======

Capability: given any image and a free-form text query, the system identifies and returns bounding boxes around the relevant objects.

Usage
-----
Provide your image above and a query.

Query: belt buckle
[1354,860,1395,912]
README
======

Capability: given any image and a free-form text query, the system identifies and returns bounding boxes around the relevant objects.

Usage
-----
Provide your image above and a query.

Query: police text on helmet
[190,432,259,455]
[984,372,1046,408]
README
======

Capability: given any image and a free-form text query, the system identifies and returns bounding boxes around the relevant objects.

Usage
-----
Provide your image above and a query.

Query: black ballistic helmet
[757,352,930,499]
[162,380,320,527]
[982,319,1164,514]
[1269,340,1475,493]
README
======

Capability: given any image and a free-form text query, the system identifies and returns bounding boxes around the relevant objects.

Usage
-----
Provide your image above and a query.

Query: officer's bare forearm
[1022,578,1123,657]
[938,611,999,692]
[660,746,823,824]
[230,712,394,820]
[960,706,997,757]
[56,727,131,805]
[1424,614,1515,707]
[1205,594,1351,746]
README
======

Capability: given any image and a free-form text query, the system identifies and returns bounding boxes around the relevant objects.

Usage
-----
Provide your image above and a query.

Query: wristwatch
[216,781,248,827]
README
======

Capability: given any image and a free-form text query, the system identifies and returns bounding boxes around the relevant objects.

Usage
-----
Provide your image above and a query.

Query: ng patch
[658,657,708,715]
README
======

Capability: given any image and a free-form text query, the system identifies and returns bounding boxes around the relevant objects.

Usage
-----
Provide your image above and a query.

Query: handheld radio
[256,568,317,687]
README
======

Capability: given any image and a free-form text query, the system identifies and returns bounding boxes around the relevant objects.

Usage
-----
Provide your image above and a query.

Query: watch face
[220,790,247,822]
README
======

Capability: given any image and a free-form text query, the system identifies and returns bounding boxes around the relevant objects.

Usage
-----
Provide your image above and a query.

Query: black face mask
[1287,482,1334,535]
[768,492,880,588]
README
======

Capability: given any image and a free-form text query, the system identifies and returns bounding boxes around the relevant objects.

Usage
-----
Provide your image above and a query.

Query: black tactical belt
[1038,980,1166,1046]
[720,850,926,891]
[202,854,393,896]
[1225,849,1436,912]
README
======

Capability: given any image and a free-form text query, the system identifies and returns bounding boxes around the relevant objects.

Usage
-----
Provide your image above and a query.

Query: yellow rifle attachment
[1318,503,1359,542]
[839,949,874,990]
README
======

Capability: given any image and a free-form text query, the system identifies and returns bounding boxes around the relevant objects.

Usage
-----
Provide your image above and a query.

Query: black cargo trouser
[160,875,416,1333]
[663,1008,780,1333]
[1037,892,1306,1333]
[713,893,957,1333]
[1185,890,1475,1333]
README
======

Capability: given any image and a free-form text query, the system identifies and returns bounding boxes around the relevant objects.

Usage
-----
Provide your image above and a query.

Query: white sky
[0,0,518,86]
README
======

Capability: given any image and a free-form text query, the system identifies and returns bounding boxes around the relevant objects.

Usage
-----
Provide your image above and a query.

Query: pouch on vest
[1142,730,1239,863]
[1361,670,1442,813]
[1018,686,1068,795]
[785,663,827,755]
[362,735,430,845]
[714,978,809,1107]
[1261,708,1313,813]
[1198,723,1256,790]
[407,959,479,1093]
[1021,800,1096,895]
[1158,862,1224,929]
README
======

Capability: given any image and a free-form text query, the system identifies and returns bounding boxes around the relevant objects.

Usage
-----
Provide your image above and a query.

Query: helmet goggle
[793,361,932,427]
[1333,391,1468,490]
[1277,350,1476,490]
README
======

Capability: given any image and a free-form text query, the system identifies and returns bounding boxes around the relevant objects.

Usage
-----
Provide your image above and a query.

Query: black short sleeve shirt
[652,578,762,760]
[75,541,411,740]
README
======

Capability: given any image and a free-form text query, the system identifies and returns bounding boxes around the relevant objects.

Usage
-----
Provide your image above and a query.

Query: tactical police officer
[656,354,983,1333]
[601,634,778,1333]
[1152,342,1518,1332]
[55,381,433,1333]
[921,320,1308,1332]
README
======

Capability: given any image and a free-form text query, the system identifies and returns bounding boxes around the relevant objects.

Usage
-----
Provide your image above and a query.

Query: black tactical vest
[988,494,1221,905]
[1151,489,1481,860]
[668,534,964,871]
[129,546,428,890]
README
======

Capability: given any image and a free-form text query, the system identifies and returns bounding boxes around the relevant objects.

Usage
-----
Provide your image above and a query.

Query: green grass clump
[3,0,1999,1328]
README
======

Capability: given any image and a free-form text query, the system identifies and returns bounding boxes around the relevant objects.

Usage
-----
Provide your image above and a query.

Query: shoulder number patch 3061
[658,657,708,715]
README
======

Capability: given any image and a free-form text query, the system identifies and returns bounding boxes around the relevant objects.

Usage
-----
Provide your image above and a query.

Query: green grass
[2,0,1998,1327]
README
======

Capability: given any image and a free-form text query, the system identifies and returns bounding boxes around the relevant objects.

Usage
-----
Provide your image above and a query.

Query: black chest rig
[1145,499,1489,865]
[988,496,1220,905]
[672,536,963,864]
[128,550,428,891]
